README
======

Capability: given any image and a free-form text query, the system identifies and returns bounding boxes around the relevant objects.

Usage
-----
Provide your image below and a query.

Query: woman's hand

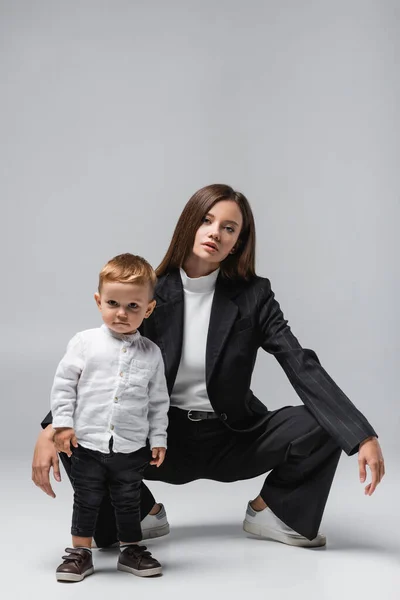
[358,436,385,495]
[150,447,166,467]
[53,427,78,457]
[31,425,61,498]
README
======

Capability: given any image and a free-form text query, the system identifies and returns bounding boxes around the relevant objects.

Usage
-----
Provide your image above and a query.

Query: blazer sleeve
[41,411,53,429]
[257,279,377,456]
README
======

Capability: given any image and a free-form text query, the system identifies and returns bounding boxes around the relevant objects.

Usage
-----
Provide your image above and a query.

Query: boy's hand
[150,447,166,467]
[53,428,78,457]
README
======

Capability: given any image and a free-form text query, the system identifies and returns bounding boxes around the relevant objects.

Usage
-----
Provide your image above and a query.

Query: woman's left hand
[358,437,385,495]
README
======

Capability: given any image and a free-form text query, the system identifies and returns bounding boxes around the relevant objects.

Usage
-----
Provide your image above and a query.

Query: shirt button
[114,397,118,403]
[110,424,114,430]
[120,372,124,377]
[220,413,227,421]
[122,348,127,353]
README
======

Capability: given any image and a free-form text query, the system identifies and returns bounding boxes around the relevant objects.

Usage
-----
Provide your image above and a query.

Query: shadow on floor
[96,522,400,564]
[159,522,400,561]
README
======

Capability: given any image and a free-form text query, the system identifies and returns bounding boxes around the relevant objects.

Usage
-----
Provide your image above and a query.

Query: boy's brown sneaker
[117,544,162,577]
[56,547,94,582]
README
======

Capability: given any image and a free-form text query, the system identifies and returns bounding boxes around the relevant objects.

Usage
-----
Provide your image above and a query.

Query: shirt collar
[101,324,141,345]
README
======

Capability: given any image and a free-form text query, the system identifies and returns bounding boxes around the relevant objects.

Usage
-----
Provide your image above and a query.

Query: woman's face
[191,200,243,267]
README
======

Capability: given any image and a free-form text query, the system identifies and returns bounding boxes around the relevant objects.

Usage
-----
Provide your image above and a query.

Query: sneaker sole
[243,520,326,548]
[56,567,94,582]
[118,563,162,577]
[141,522,170,540]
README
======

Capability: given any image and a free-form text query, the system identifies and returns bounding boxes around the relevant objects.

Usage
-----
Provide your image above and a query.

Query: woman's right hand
[31,425,61,498]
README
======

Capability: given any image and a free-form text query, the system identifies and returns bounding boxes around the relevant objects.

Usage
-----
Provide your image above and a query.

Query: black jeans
[70,440,150,542]
[61,405,341,546]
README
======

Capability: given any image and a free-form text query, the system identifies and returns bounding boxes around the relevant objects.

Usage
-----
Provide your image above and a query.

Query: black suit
[146,269,376,452]
[42,269,376,543]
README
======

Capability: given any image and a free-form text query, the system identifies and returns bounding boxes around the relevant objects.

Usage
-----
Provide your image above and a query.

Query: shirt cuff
[52,417,74,429]
[149,435,167,449]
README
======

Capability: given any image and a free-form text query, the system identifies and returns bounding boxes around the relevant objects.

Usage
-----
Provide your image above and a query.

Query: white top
[170,267,219,412]
[50,325,169,453]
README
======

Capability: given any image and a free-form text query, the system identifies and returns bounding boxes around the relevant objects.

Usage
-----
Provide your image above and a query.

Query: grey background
[2,0,398,455]
[1,1,399,597]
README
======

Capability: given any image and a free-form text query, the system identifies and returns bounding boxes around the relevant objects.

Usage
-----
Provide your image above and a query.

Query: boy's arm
[51,334,85,429]
[147,349,169,450]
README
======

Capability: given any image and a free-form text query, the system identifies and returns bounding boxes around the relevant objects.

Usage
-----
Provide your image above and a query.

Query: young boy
[51,253,169,582]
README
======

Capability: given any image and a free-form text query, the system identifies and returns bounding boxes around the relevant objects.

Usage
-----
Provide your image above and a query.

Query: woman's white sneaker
[92,504,170,548]
[141,504,170,540]
[243,502,326,547]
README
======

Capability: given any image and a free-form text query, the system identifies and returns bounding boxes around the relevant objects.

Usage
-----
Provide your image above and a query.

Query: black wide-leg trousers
[59,405,342,547]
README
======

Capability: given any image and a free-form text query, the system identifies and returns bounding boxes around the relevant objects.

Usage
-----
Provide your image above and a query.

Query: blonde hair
[98,253,157,296]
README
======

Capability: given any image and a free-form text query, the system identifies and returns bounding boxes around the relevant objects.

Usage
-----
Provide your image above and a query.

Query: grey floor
[2,453,399,599]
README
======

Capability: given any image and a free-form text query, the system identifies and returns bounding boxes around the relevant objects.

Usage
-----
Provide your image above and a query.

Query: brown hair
[156,184,256,280]
[98,253,157,296]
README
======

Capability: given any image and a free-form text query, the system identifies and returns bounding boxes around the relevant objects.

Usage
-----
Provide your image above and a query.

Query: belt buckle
[187,410,202,422]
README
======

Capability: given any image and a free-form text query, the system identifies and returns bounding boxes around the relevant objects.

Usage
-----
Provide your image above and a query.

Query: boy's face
[94,281,156,335]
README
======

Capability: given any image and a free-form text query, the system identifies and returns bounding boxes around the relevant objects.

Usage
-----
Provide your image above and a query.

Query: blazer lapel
[152,270,184,394]
[206,276,239,386]
[154,269,241,392]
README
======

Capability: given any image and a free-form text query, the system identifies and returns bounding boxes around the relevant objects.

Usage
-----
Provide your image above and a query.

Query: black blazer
[141,269,377,456]
[42,269,377,456]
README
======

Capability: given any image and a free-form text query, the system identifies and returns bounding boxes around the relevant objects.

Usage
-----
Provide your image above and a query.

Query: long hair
[156,184,256,280]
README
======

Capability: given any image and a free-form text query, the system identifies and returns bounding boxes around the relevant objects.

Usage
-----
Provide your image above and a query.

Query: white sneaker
[92,504,170,548]
[141,503,170,540]
[243,502,326,548]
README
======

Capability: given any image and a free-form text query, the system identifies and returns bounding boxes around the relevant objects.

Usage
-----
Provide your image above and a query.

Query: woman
[32,184,384,548]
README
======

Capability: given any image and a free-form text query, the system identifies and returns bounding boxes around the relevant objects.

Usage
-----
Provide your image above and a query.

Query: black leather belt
[187,410,219,421]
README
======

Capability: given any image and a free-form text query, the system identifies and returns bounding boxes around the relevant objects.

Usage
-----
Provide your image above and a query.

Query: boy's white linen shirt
[50,325,169,453]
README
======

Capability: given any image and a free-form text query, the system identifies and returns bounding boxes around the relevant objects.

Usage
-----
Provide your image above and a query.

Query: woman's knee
[276,405,320,434]
[272,405,334,452]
